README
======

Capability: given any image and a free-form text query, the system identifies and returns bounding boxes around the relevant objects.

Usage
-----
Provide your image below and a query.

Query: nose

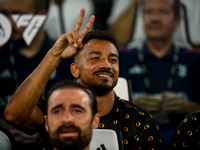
[62,110,74,123]
[152,15,160,21]
[99,58,111,70]
[151,11,162,21]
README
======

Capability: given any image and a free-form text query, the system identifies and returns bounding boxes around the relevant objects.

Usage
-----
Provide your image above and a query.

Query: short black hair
[75,29,119,62]
[82,29,119,50]
[143,0,181,20]
[45,80,97,117]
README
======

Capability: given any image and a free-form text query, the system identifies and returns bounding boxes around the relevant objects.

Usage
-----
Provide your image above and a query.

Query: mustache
[56,124,81,134]
[149,20,162,26]
[93,69,115,78]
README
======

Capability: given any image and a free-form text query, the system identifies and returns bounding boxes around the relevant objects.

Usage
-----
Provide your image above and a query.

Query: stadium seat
[90,129,124,150]
[114,77,133,102]
[0,126,19,150]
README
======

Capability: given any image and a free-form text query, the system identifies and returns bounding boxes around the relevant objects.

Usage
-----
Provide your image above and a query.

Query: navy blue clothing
[119,44,200,102]
[119,43,200,149]
[0,36,74,117]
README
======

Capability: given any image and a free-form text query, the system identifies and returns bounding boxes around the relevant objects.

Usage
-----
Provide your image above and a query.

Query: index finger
[74,8,86,31]
[79,15,95,37]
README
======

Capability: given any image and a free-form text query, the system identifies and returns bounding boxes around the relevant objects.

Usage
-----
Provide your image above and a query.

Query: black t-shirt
[37,95,162,150]
[169,110,200,150]
[99,96,162,150]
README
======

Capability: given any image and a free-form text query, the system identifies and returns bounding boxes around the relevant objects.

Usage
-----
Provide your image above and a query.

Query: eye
[53,109,62,114]
[91,57,99,60]
[72,107,85,115]
[110,58,117,62]
[144,9,153,15]
[109,57,118,63]
[160,9,168,15]
[74,109,83,113]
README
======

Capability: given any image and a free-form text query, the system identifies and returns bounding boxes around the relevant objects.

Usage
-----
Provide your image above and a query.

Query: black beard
[49,124,91,150]
[91,78,116,95]
[80,69,117,95]
[50,137,89,150]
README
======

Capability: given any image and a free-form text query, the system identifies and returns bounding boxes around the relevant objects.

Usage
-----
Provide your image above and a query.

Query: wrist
[48,48,63,64]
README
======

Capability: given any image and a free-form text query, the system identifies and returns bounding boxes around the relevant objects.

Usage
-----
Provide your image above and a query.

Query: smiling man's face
[71,39,119,95]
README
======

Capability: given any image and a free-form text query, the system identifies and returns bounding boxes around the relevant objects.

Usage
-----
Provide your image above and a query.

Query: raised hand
[3,8,95,133]
[51,8,95,59]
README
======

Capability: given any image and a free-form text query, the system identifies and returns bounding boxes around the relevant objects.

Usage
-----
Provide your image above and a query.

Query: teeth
[98,74,109,77]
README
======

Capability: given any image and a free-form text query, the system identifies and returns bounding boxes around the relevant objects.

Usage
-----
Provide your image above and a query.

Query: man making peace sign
[4,8,162,150]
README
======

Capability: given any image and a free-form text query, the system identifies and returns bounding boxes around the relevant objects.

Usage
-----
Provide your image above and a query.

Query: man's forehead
[82,39,118,55]
[48,89,91,108]
[84,38,114,46]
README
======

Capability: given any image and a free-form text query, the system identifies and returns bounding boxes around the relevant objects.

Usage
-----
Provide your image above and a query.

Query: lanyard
[8,42,19,90]
[138,45,180,93]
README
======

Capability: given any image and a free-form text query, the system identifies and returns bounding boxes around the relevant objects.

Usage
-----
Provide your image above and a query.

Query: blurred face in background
[3,0,35,41]
[143,0,180,41]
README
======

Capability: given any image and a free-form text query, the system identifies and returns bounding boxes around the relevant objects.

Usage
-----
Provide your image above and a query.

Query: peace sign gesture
[3,9,95,136]
[51,8,95,59]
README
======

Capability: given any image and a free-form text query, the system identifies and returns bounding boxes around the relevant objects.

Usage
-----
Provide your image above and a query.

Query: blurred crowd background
[0,0,200,150]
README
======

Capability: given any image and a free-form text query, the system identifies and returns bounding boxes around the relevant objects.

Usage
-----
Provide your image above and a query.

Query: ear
[70,63,80,78]
[44,115,49,132]
[92,113,100,129]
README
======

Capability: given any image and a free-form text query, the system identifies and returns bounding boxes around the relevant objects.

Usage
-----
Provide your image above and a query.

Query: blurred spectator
[107,0,200,48]
[117,0,200,149]
[0,0,74,149]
